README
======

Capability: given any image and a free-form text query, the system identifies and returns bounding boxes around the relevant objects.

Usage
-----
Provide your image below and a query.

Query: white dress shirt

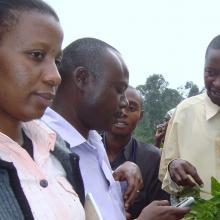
[42,108,126,220]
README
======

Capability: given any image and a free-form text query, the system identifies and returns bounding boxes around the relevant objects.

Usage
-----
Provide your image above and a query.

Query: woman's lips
[34,92,55,107]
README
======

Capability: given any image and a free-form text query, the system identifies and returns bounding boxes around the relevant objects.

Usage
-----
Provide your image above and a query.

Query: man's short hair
[205,35,220,57]
[58,37,119,80]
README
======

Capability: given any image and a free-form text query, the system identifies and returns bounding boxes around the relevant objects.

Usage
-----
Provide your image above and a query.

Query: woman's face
[0,11,63,122]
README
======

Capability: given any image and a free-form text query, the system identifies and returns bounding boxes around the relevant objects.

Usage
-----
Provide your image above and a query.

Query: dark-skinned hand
[113,161,143,209]
[168,159,203,187]
[154,122,168,148]
[137,200,190,220]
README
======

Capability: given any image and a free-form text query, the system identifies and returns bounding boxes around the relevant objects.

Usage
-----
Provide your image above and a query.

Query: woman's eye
[55,57,62,67]
[30,51,44,61]
[128,106,136,112]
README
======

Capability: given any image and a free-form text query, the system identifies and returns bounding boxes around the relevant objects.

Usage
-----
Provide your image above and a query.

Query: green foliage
[134,74,202,144]
[134,74,183,143]
[179,177,220,220]
[211,176,220,197]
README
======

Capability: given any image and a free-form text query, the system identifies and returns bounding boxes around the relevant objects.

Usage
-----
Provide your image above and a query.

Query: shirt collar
[22,120,56,153]
[204,92,220,120]
[41,108,102,149]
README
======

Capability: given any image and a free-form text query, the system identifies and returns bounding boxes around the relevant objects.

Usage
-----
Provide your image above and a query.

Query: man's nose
[120,94,129,109]
[121,107,128,117]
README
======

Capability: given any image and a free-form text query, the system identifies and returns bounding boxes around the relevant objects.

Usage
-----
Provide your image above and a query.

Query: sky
[46,0,220,90]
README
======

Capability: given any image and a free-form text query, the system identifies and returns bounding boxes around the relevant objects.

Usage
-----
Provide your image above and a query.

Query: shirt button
[40,179,48,188]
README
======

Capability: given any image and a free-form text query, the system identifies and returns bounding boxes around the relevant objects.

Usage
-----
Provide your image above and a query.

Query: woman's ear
[72,66,89,90]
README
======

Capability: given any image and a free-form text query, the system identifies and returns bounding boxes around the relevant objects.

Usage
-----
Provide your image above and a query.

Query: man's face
[204,48,220,106]
[0,11,63,122]
[110,87,143,137]
[79,49,129,131]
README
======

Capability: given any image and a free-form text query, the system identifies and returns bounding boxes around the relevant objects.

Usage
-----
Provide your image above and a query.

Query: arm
[159,110,203,192]
[159,111,182,193]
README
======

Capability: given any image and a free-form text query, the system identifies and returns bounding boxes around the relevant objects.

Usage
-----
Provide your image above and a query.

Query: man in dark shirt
[103,85,170,219]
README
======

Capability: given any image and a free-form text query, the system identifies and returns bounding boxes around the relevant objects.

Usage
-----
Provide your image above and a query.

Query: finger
[170,168,188,186]
[123,179,134,197]
[170,170,184,185]
[124,178,142,206]
[152,200,170,206]
[124,184,138,205]
[125,211,132,220]
[171,207,190,217]
[161,206,190,220]
[185,166,203,186]
[125,178,143,206]
[181,176,197,187]
[169,161,196,186]
[175,168,196,187]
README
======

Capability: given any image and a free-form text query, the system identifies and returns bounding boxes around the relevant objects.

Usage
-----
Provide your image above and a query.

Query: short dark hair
[0,0,59,41]
[58,37,120,80]
[205,35,220,58]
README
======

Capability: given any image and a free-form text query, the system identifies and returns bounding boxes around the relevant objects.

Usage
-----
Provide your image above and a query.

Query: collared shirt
[42,108,126,220]
[159,93,220,198]
[0,120,85,220]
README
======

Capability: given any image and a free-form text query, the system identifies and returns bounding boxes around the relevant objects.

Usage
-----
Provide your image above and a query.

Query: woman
[0,0,85,219]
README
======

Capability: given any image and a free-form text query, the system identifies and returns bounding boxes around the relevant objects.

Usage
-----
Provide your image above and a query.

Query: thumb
[153,200,170,206]
[113,171,122,181]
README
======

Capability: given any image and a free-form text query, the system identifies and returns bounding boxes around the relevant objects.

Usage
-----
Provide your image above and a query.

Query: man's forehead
[100,49,128,83]
[105,48,126,71]
[126,88,141,104]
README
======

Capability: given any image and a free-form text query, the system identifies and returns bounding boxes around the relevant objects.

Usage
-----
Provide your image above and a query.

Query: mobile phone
[175,197,195,208]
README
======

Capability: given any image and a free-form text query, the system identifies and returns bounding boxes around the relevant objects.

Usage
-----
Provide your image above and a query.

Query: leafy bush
[178,177,220,220]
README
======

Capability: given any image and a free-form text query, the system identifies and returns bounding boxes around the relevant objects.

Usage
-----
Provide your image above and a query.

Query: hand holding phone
[175,197,195,208]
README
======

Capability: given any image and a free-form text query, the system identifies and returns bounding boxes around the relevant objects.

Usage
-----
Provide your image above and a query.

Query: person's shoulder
[177,93,205,111]
[174,93,206,119]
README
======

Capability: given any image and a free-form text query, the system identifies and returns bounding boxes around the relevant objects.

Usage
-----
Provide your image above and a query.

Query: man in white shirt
[42,37,189,220]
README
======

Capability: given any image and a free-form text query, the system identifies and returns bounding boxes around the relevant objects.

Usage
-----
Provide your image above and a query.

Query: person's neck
[52,99,89,139]
[0,114,23,145]
[105,132,131,162]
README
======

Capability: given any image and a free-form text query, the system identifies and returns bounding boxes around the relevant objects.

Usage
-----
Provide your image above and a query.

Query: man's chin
[208,92,220,106]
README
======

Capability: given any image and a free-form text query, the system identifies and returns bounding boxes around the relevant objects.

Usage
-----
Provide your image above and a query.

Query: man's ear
[72,66,89,90]
[139,110,144,121]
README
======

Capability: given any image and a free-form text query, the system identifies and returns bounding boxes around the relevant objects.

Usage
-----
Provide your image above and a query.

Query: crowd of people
[0,0,219,219]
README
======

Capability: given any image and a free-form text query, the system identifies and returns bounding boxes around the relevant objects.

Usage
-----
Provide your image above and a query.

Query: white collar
[42,108,102,149]
[204,92,220,120]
